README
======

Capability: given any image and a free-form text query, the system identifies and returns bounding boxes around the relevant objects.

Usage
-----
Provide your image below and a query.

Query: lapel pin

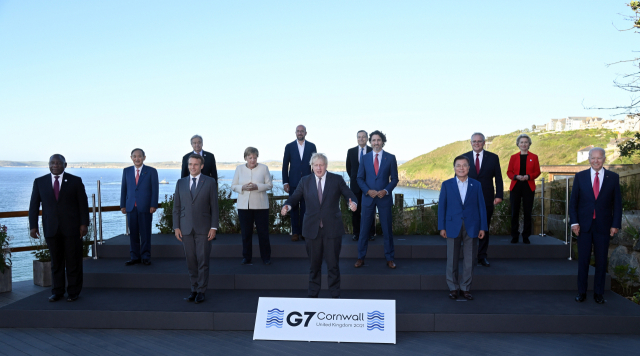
[470,184,473,186]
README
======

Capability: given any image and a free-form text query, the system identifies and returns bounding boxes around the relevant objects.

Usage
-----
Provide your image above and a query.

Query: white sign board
[253,297,396,344]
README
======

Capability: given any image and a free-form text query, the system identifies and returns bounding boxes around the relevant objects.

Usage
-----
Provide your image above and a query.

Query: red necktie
[135,169,140,207]
[374,154,379,175]
[593,172,600,219]
[475,153,480,174]
[53,175,60,201]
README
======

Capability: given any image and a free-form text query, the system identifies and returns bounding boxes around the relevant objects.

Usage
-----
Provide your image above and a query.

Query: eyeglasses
[454,164,469,168]
[471,140,484,144]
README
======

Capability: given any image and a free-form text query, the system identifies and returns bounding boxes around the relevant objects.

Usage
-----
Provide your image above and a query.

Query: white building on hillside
[565,117,589,131]
[577,145,594,163]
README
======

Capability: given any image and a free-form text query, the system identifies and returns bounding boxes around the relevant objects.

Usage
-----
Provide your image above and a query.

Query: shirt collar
[315,171,327,181]
[134,164,144,171]
[193,150,203,155]
[455,176,468,184]
[190,173,201,179]
[51,172,64,179]
[473,149,484,156]
[591,167,605,175]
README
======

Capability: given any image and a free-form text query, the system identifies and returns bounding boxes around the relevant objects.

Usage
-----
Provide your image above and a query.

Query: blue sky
[0,1,636,163]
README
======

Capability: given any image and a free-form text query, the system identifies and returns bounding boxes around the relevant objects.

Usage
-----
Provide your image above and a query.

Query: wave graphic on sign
[367,311,384,331]
[266,308,284,328]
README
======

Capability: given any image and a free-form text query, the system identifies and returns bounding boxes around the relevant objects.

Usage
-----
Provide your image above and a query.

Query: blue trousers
[288,187,306,235]
[577,224,610,295]
[128,206,152,260]
[358,201,394,261]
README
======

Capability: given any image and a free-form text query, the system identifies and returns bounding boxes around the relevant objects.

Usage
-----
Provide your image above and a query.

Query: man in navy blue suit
[569,147,622,304]
[354,130,399,269]
[282,125,317,241]
[120,148,159,266]
[438,155,487,300]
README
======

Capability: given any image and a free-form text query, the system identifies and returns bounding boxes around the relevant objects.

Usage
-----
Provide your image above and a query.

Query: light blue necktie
[190,178,197,199]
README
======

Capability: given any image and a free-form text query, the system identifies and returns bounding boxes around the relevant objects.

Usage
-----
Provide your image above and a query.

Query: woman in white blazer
[231,147,274,265]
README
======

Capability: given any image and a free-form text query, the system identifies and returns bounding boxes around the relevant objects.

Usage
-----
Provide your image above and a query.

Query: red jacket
[506,151,541,191]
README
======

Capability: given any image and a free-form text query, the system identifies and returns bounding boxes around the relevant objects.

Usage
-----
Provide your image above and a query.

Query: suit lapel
[292,141,301,164]
[44,175,57,203]
[451,178,464,206]
[136,166,147,185]
[193,176,206,201]
[321,174,330,205]
[57,173,68,202]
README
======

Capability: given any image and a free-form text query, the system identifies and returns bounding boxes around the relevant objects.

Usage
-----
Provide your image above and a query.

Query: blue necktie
[191,178,197,199]
[359,147,364,163]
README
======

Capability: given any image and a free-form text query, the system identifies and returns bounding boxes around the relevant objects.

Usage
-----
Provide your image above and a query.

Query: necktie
[359,148,364,163]
[593,172,600,219]
[374,154,379,176]
[318,177,323,227]
[53,176,60,201]
[191,178,197,199]
[135,169,140,207]
[476,153,480,174]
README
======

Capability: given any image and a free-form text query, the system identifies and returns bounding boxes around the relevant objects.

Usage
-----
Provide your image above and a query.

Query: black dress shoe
[523,236,531,244]
[263,260,271,265]
[185,292,197,302]
[241,258,252,265]
[478,258,490,267]
[67,295,79,302]
[511,237,518,243]
[449,290,459,299]
[48,294,63,302]
[195,293,205,304]
[125,259,141,266]
[575,293,586,302]
[142,259,151,265]
[463,291,473,300]
[369,236,375,241]
[352,235,358,241]
[594,294,605,304]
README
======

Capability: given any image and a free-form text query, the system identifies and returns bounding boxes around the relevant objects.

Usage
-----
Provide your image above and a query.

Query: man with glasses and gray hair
[463,132,503,267]
[181,134,218,182]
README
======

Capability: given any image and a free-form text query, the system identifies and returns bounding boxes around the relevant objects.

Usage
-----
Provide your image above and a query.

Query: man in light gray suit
[281,153,358,298]
[173,154,219,304]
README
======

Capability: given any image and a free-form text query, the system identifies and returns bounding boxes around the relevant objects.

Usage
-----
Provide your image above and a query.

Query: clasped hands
[515,175,529,181]
[174,228,216,242]
[440,230,485,239]
[242,183,258,191]
[571,225,618,237]
[367,189,387,199]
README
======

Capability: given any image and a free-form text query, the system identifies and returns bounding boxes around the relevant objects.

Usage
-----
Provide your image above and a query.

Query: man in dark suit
[355,130,399,269]
[181,134,218,181]
[346,130,375,241]
[29,154,89,302]
[569,147,622,304]
[464,132,503,267]
[173,154,219,304]
[282,125,317,241]
[282,153,357,298]
[120,148,159,266]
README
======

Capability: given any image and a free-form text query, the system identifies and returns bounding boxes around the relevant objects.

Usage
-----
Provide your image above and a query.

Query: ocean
[0,167,439,282]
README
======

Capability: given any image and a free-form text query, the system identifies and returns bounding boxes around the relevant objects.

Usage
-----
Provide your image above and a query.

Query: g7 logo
[286,311,316,327]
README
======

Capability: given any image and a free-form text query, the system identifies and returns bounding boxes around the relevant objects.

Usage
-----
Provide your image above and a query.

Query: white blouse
[231,163,273,210]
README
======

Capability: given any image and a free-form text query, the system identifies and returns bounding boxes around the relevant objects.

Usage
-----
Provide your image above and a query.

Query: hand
[571,225,580,236]
[440,230,447,238]
[493,198,503,205]
[478,230,485,239]
[523,175,529,181]
[80,225,88,237]
[284,184,290,193]
[242,183,252,191]
[516,175,523,181]
[610,227,619,237]
[376,190,387,199]
[150,207,157,214]
[208,229,217,241]
[30,228,40,239]
[120,208,127,214]
[367,190,378,198]
[249,183,258,191]
[175,228,183,241]
[281,205,291,216]
[348,198,357,212]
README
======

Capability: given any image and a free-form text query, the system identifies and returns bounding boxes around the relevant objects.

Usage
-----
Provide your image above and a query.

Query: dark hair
[50,154,66,163]
[131,148,145,157]
[369,130,387,147]
[453,155,470,167]
[357,130,368,137]
[188,154,204,165]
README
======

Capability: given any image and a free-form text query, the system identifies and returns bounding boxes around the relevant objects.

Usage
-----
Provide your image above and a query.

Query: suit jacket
[437,177,488,239]
[346,145,372,195]
[181,151,218,181]
[356,150,399,207]
[282,140,317,188]
[29,173,90,238]
[172,175,219,235]
[506,152,541,191]
[120,165,159,213]
[230,163,273,210]
[284,172,357,239]
[569,168,622,234]
[464,150,504,205]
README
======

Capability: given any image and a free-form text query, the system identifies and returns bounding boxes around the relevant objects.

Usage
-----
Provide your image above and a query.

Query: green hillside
[399,129,634,189]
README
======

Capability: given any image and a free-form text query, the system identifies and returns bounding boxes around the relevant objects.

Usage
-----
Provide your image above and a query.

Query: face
[589,150,605,171]
[245,154,258,168]
[49,155,67,175]
[357,132,367,147]
[313,159,327,177]
[370,134,383,152]
[295,125,307,141]
[471,134,485,152]
[518,138,531,152]
[454,159,469,178]
[188,158,204,176]
[191,138,203,153]
[131,150,146,167]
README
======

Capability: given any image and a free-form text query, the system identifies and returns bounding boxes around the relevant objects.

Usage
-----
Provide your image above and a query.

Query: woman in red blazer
[506,134,541,244]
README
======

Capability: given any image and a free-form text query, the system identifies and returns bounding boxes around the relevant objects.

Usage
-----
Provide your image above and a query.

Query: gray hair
[471,132,485,141]
[309,152,328,166]
[190,134,203,144]
[516,134,532,146]
[244,147,259,158]
[589,147,606,159]
[357,130,368,137]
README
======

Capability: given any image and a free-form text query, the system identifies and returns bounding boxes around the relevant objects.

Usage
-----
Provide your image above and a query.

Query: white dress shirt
[473,150,484,170]
[456,176,468,204]
[193,150,203,156]
[189,173,201,189]
[358,145,367,163]
[371,149,389,194]
[51,172,64,188]
[297,140,305,160]
[315,171,327,192]
[134,164,144,178]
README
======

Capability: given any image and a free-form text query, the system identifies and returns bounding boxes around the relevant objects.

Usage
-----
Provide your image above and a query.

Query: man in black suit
[282,153,357,298]
[181,134,218,181]
[464,132,504,267]
[29,154,90,302]
[346,130,375,241]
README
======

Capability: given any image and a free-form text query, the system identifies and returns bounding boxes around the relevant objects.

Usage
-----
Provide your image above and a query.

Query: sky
[0,1,638,163]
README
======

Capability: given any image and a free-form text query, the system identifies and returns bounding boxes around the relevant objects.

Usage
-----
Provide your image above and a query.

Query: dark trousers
[306,226,342,297]
[351,192,375,236]
[45,228,83,297]
[238,209,271,262]
[358,202,394,261]
[478,204,494,259]
[127,206,152,260]
[577,224,610,295]
[288,187,306,235]
[182,231,212,293]
[510,183,534,239]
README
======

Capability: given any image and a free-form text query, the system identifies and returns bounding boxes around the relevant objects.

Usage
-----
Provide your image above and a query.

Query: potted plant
[30,228,51,287]
[0,224,12,293]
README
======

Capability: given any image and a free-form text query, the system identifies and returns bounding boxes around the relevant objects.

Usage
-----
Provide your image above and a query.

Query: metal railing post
[92,194,98,259]
[539,178,546,236]
[97,180,103,245]
[566,178,572,260]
